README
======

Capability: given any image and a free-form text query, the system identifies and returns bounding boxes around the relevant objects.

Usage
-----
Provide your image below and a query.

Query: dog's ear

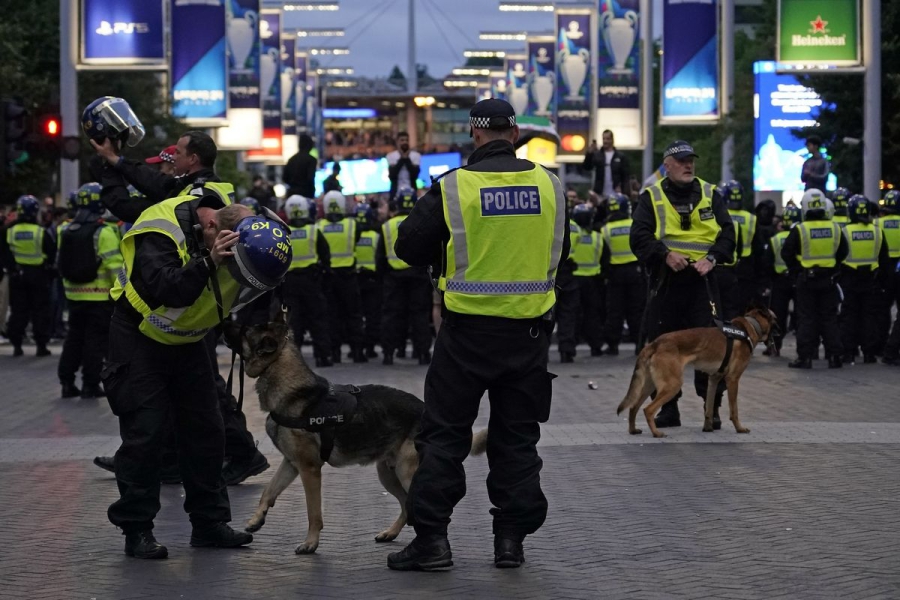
[257,335,280,355]
[222,319,244,354]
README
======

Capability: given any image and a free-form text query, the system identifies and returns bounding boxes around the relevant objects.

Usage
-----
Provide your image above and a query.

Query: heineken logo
[791,13,845,47]
[809,15,828,34]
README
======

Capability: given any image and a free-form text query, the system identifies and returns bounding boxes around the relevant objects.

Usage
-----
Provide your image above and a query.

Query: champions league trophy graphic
[508,61,529,116]
[602,7,638,75]
[295,80,306,116]
[280,67,294,112]
[558,21,589,101]
[529,48,555,117]
[260,47,279,100]
[227,10,257,71]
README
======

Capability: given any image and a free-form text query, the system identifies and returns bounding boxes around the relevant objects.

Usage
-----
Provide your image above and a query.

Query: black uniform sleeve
[282,155,299,187]
[375,229,388,274]
[629,191,669,266]
[395,184,446,266]
[708,191,737,265]
[315,232,331,270]
[42,227,57,268]
[116,158,178,202]
[781,227,802,274]
[600,236,610,274]
[877,237,893,288]
[581,151,596,171]
[132,233,211,309]
[834,228,849,264]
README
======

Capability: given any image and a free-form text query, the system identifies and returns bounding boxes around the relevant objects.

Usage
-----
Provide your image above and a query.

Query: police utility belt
[270,383,360,461]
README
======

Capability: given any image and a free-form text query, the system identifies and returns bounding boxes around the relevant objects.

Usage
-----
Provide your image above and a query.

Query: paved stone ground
[1,334,900,600]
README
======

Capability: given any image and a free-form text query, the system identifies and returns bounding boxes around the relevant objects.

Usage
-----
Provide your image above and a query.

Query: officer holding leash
[388,99,569,571]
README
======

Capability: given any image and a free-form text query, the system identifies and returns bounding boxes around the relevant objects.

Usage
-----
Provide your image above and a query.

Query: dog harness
[716,318,760,374]
[270,383,360,462]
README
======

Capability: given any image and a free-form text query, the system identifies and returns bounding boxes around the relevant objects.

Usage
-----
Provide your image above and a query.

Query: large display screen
[313,154,462,197]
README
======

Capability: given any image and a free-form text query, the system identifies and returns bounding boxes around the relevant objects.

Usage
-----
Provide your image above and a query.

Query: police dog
[616,307,777,438]
[223,308,486,554]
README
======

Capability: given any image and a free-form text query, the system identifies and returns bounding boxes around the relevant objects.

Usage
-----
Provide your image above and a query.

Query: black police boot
[654,402,681,428]
[223,451,270,486]
[494,536,525,569]
[788,357,812,369]
[125,530,168,559]
[366,346,378,358]
[36,345,51,357]
[81,384,106,399]
[387,534,452,571]
[93,456,115,473]
[352,348,368,363]
[12,345,23,357]
[418,351,431,366]
[863,354,877,364]
[382,351,394,366]
[315,356,333,368]
[560,351,574,363]
[605,344,619,356]
[61,383,81,399]
[590,347,604,357]
[828,355,843,369]
[190,522,253,548]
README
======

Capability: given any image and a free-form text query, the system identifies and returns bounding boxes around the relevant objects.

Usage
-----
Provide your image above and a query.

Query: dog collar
[744,316,764,341]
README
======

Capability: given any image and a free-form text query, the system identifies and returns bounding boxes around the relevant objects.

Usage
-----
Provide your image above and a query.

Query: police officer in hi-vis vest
[601,192,645,355]
[0,195,57,357]
[630,140,736,429]
[388,99,569,571]
[282,194,333,367]
[355,201,382,359]
[780,189,848,369]
[877,190,900,365]
[570,203,605,355]
[829,187,852,228]
[762,203,801,356]
[839,194,891,364]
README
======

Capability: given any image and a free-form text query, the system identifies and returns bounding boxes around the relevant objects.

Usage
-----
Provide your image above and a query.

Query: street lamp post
[60,0,79,200]
[863,0,881,202]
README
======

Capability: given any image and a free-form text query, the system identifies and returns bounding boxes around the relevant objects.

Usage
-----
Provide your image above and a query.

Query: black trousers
[882,271,900,359]
[6,267,51,346]
[381,271,432,355]
[716,266,742,320]
[769,273,794,350]
[57,300,112,386]
[603,263,646,349]
[407,313,551,539]
[358,269,382,350]
[555,271,579,354]
[105,313,230,532]
[574,275,604,352]
[734,259,759,312]
[324,268,364,356]
[794,275,843,360]
[839,269,881,358]
[283,269,332,359]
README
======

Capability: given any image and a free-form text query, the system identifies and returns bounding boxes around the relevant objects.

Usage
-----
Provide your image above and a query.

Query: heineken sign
[778,0,860,65]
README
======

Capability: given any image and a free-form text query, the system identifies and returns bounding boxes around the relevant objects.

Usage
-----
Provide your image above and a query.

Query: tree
[387,65,407,88]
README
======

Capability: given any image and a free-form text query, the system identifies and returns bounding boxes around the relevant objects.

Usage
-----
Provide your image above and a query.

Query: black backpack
[58,221,103,283]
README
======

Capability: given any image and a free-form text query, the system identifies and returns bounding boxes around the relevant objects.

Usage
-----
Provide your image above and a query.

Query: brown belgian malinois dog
[616,306,778,438]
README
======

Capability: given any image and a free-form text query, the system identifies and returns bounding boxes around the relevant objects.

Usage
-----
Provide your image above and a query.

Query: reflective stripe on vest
[318,218,356,267]
[728,209,756,258]
[842,223,881,269]
[797,221,840,268]
[289,224,318,270]
[648,180,720,261]
[383,216,411,270]
[771,231,789,275]
[180,181,235,206]
[568,219,581,259]
[355,230,377,271]
[573,230,602,276]
[602,218,637,265]
[878,215,900,258]
[6,223,45,265]
[438,165,565,318]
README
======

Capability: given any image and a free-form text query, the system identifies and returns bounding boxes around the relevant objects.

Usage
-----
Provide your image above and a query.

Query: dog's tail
[470,429,488,456]
[616,345,655,415]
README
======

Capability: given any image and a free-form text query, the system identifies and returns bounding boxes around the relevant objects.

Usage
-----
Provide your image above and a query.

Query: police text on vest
[480,186,541,216]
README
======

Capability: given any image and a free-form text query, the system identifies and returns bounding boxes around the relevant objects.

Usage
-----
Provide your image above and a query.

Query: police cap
[469,99,517,130]
[663,140,699,161]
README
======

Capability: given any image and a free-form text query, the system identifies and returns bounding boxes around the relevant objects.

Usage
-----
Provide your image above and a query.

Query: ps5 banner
[555,8,596,163]
[661,0,719,123]
[246,9,283,161]
[80,0,165,67]
[597,0,641,148]
[526,37,556,120]
[170,0,228,125]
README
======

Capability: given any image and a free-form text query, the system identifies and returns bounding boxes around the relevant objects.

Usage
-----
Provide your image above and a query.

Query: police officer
[570,203,605,356]
[781,189,848,369]
[829,187,851,228]
[282,194,333,367]
[56,183,123,398]
[318,190,367,363]
[839,194,891,364]
[763,204,802,356]
[355,201,382,358]
[387,99,568,571]
[104,193,290,559]
[715,181,743,320]
[555,212,582,362]
[724,180,762,315]
[630,141,736,429]
[878,190,900,365]
[377,186,433,366]
[0,195,56,357]
[601,193,645,355]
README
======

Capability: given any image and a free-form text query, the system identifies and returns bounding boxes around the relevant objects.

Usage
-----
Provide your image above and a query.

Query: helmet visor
[95,98,146,147]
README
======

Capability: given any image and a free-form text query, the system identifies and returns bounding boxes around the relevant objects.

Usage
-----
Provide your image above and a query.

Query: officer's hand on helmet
[90,138,121,166]
[665,251,690,272]
[210,230,241,266]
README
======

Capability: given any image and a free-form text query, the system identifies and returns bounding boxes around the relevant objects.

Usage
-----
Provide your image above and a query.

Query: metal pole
[407,0,416,94]
[640,0,653,179]
[60,0,79,199]
[720,0,734,184]
[863,0,881,202]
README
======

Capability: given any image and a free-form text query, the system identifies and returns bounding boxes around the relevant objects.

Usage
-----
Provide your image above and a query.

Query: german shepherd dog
[616,307,777,438]
[223,308,486,554]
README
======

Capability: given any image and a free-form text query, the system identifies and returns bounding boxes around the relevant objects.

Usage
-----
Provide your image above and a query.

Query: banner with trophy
[295,52,309,131]
[597,0,641,148]
[661,0,719,123]
[504,54,529,119]
[80,0,166,68]
[246,9,284,161]
[489,71,508,102]
[281,36,297,136]
[555,7,596,163]
[170,0,228,125]
[526,37,556,120]
[477,83,492,103]
[216,0,263,150]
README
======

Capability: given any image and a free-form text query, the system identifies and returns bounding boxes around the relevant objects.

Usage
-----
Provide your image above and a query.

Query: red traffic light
[43,116,60,137]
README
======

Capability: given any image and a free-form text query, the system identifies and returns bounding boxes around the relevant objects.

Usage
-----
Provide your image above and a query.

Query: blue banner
[295,52,309,130]
[227,0,260,110]
[247,9,283,159]
[526,39,556,119]
[505,55,529,118]
[82,0,165,66]
[661,0,719,122]
[171,0,228,123]
[597,0,641,147]
[281,37,296,135]
[489,72,507,101]
[556,9,594,160]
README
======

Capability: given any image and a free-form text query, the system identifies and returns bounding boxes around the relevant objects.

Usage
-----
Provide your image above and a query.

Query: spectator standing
[582,130,629,199]
[386,132,422,199]
[801,135,830,191]
[283,134,318,199]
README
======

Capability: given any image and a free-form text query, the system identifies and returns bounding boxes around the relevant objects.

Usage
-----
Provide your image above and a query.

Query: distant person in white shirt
[387,132,421,199]
[582,129,630,201]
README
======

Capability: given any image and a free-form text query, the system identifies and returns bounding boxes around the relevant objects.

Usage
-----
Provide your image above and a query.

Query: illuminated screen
[417,152,461,189]
[314,153,462,196]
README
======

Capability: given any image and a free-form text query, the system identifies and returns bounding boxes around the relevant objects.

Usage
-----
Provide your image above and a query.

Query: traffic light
[2,98,29,170]
[28,112,62,157]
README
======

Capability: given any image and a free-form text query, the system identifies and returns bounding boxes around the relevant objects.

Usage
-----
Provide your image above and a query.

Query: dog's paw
[702,425,714,433]
[245,517,266,533]
[375,530,400,543]
[628,428,642,435]
[652,432,667,438]
[294,541,318,555]
[736,427,750,434]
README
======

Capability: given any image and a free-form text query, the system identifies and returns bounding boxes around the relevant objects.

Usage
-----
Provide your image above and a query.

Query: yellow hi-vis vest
[842,223,882,270]
[355,230,378,272]
[833,215,850,228]
[602,218,637,265]
[110,196,240,345]
[318,217,356,268]
[648,179,720,261]
[6,223,46,266]
[59,221,123,301]
[382,215,411,270]
[770,231,789,275]
[796,220,841,268]
[878,215,900,258]
[288,224,319,270]
[573,229,603,276]
[179,181,235,205]
[567,219,581,260]
[438,165,565,318]
[728,209,756,258]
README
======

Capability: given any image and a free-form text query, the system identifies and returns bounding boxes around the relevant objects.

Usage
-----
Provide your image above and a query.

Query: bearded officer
[387,99,569,571]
